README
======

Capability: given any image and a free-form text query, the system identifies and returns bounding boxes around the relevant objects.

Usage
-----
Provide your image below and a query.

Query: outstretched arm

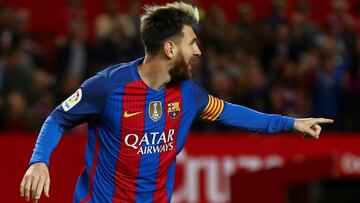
[199,95,333,135]
[200,97,295,133]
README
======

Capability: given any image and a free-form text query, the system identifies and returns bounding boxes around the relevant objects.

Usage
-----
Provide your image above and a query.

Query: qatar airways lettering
[124,129,175,155]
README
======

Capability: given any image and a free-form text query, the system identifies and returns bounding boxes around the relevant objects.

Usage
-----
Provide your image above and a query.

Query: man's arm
[30,116,64,166]
[202,99,295,133]
[200,96,333,136]
[190,80,333,135]
[20,73,111,203]
[19,115,65,202]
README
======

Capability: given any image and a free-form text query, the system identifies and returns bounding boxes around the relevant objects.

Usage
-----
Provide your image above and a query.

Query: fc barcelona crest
[149,101,162,122]
[167,102,180,119]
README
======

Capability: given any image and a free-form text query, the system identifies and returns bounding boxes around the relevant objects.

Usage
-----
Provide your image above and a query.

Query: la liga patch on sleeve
[61,88,82,112]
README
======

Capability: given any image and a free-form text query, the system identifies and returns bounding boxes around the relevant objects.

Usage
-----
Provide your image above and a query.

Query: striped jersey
[51,58,221,202]
[32,57,294,203]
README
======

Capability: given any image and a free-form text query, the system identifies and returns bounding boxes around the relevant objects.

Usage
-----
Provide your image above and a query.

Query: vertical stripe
[113,81,147,202]
[154,84,182,202]
[165,160,176,200]
[135,88,165,202]
[91,86,124,202]
[176,82,196,153]
[80,129,101,203]
[164,81,198,200]
[73,124,98,202]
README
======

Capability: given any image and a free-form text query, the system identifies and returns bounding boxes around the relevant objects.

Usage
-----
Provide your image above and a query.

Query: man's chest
[101,84,191,135]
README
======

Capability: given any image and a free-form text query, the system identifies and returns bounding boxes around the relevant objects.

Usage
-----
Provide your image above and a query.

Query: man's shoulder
[81,58,143,95]
[98,62,134,80]
[182,79,208,97]
[182,79,205,89]
[97,58,143,85]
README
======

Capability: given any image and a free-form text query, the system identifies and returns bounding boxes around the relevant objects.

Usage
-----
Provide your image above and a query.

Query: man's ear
[163,41,177,59]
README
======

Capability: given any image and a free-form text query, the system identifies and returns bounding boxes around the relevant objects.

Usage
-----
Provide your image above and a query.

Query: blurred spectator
[311,38,349,128]
[13,9,45,70]
[4,91,29,131]
[264,0,288,29]
[55,19,94,100]
[294,0,317,36]
[210,69,234,102]
[235,56,271,113]
[2,49,34,101]
[64,0,87,23]
[94,0,142,67]
[95,0,119,40]
[27,70,56,130]
[269,60,311,117]
[342,36,360,130]
[95,0,136,40]
[0,4,18,54]
[235,4,264,55]
[200,4,230,52]
[327,0,352,37]
[261,23,298,76]
[95,17,139,67]
[291,0,319,59]
[57,0,87,35]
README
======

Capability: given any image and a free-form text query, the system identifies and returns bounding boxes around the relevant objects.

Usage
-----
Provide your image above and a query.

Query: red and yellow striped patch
[199,95,224,122]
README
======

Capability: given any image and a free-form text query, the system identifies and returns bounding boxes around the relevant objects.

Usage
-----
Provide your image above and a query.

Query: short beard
[167,52,191,87]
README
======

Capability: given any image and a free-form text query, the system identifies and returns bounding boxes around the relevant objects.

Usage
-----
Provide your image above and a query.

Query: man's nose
[193,43,201,57]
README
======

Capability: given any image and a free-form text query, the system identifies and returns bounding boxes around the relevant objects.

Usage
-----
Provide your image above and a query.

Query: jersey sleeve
[189,79,294,133]
[189,80,210,115]
[199,95,225,122]
[216,102,295,133]
[52,73,111,130]
[29,73,112,166]
[188,80,225,122]
[29,116,64,166]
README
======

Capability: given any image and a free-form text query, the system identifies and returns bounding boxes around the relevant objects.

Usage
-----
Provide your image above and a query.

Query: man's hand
[20,162,50,203]
[293,118,334,139]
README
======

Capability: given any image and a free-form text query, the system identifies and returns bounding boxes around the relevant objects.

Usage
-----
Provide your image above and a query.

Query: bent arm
[30,115,64,166]
[30,73,110,165]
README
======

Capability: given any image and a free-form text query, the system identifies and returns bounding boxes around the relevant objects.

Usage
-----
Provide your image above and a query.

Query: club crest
[167,102,180,119]
[149,101,162,122]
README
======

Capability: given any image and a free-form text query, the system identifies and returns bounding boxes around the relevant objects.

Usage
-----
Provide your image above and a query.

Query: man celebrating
[20,2,333,203]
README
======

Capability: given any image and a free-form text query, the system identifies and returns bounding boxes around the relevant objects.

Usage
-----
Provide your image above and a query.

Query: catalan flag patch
[199,95,224,122]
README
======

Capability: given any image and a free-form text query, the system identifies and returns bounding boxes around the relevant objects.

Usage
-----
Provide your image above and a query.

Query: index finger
[313,118,334,124]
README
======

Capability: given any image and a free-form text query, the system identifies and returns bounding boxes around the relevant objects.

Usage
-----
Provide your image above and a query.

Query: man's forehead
[182,25,197,39]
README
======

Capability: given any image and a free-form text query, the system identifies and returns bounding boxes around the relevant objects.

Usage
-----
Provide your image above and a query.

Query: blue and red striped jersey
[52,58,210,202]
[30,57,294,203]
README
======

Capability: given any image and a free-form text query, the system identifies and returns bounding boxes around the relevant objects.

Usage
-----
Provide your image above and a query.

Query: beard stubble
[167,51,192,87]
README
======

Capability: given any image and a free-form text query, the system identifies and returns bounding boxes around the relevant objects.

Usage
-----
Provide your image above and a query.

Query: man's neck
[138,55,171,90]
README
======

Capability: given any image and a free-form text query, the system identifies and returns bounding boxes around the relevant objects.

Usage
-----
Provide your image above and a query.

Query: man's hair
[140,1,199,56]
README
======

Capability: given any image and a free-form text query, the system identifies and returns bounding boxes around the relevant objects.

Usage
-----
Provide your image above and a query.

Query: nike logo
[124,110,142,118]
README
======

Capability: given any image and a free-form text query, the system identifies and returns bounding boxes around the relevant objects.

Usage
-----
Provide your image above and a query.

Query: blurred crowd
[1,0,360,132]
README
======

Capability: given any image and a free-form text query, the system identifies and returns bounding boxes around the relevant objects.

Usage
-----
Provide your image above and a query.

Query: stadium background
[1,0,360,202]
